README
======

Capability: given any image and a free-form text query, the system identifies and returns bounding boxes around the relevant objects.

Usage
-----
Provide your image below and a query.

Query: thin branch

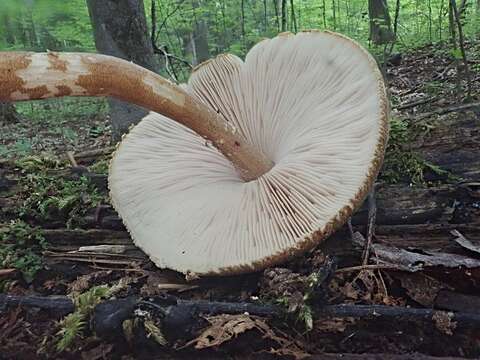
[362,189,377,265]
[335,264,405,274]
[154,0,186,44]
[408,101,480,121]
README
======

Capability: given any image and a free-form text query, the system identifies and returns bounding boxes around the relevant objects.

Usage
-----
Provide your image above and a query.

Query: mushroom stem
[0,52,273,181]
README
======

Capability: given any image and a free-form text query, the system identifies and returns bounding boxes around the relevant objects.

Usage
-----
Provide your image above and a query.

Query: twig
[74,147,115,162]
[396,96,437,110]
[153,0,187,44]
[347,218,354,240]
[66,151,78,167]
[362,189,377,265]
[409,101,480,121]
[335,264,405,274]
[150,0,191,82]
[0,269,16,277]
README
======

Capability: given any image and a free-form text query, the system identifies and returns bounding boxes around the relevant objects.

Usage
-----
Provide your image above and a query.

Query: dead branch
[395,96,438,110]
[0,294,74,316]
[317,304,480,329]
[408,101,480,121]
[312,354,468,360]
[73,147,115,164]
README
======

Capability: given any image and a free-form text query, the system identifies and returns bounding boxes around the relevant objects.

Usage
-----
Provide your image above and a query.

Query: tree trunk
[86,0,158,142]
[188,1,210,66]
[368,0,395,45]
[192,21,210,65]
[332,0,337,30]
[0,102,18,124]
[281,0,287,32]
[290,0,297,32]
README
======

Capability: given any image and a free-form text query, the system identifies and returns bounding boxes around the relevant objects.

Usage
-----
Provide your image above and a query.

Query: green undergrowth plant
[56,279,130,352]
[380,117,451,185]
[16,97,108,125]
[56,285,113,352]
[0,220,47,283]
[88,156,111,175]
[15,155,106,228]
[275,272,321,332]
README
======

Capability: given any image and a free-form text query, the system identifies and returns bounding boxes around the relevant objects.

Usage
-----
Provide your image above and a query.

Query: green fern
[56,285,112,352]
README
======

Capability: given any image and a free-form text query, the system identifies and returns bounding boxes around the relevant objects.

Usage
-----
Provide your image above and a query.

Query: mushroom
[0,31,389,276]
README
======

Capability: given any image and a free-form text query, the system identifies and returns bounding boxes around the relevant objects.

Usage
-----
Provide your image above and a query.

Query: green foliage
[89,157,111,175]
[15,155,106,228]
[0,220,47,283]
[275,272,321,332]
[56,285,112,352]
[0,140,34,158]
[15,98,108,125]
[380,117,451,185]
[2,0,478,81]
[0,0,94,51]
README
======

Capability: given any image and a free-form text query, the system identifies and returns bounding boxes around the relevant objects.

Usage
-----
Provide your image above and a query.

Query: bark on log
[312,354,468,360]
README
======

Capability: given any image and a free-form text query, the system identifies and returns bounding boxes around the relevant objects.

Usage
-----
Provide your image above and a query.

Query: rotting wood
[4,293,480,343]
[73,146,115,164]
[435,290,480,314]
[317,304,480,329]
[2,180,478,229]
[311,354,469,360]
[0,293,74,316]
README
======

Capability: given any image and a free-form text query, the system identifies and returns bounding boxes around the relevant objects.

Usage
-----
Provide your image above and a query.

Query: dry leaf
[187,314,263,349]
[395,272,450,306]
[315,317,354,333]
[432,311,457,336]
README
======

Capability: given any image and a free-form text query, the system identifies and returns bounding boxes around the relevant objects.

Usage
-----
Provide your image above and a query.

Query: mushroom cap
[108,31,389,276]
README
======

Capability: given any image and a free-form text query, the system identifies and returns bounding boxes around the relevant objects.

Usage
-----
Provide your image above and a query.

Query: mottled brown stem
[0,52,274,181]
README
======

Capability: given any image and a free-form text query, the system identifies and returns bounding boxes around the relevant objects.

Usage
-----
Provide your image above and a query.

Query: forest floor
[1,39,480,359]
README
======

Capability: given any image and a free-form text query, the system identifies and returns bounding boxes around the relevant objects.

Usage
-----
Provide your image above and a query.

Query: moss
[380,117,451,185]
[56,285,112,352]
[15,155,106,228]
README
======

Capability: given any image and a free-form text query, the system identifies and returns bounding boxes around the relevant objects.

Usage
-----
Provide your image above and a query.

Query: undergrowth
[56,285,113,352]
[380,117,450,185]
[16,155,106,228]
[15,97,108,125]
[56,279,129,352]
[0,220,47,283]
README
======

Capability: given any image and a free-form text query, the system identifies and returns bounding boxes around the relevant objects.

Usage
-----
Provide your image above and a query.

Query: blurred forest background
[0,0,479,148]
[1,0,479,59]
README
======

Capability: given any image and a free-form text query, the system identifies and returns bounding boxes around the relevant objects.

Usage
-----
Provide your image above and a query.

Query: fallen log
[0,294,74,316]
[317,304,480,330]
[313,354,468,360]
[3,292,480,345]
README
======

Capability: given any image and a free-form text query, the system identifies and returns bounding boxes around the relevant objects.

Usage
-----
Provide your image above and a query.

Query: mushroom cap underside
[108,31,389,276]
